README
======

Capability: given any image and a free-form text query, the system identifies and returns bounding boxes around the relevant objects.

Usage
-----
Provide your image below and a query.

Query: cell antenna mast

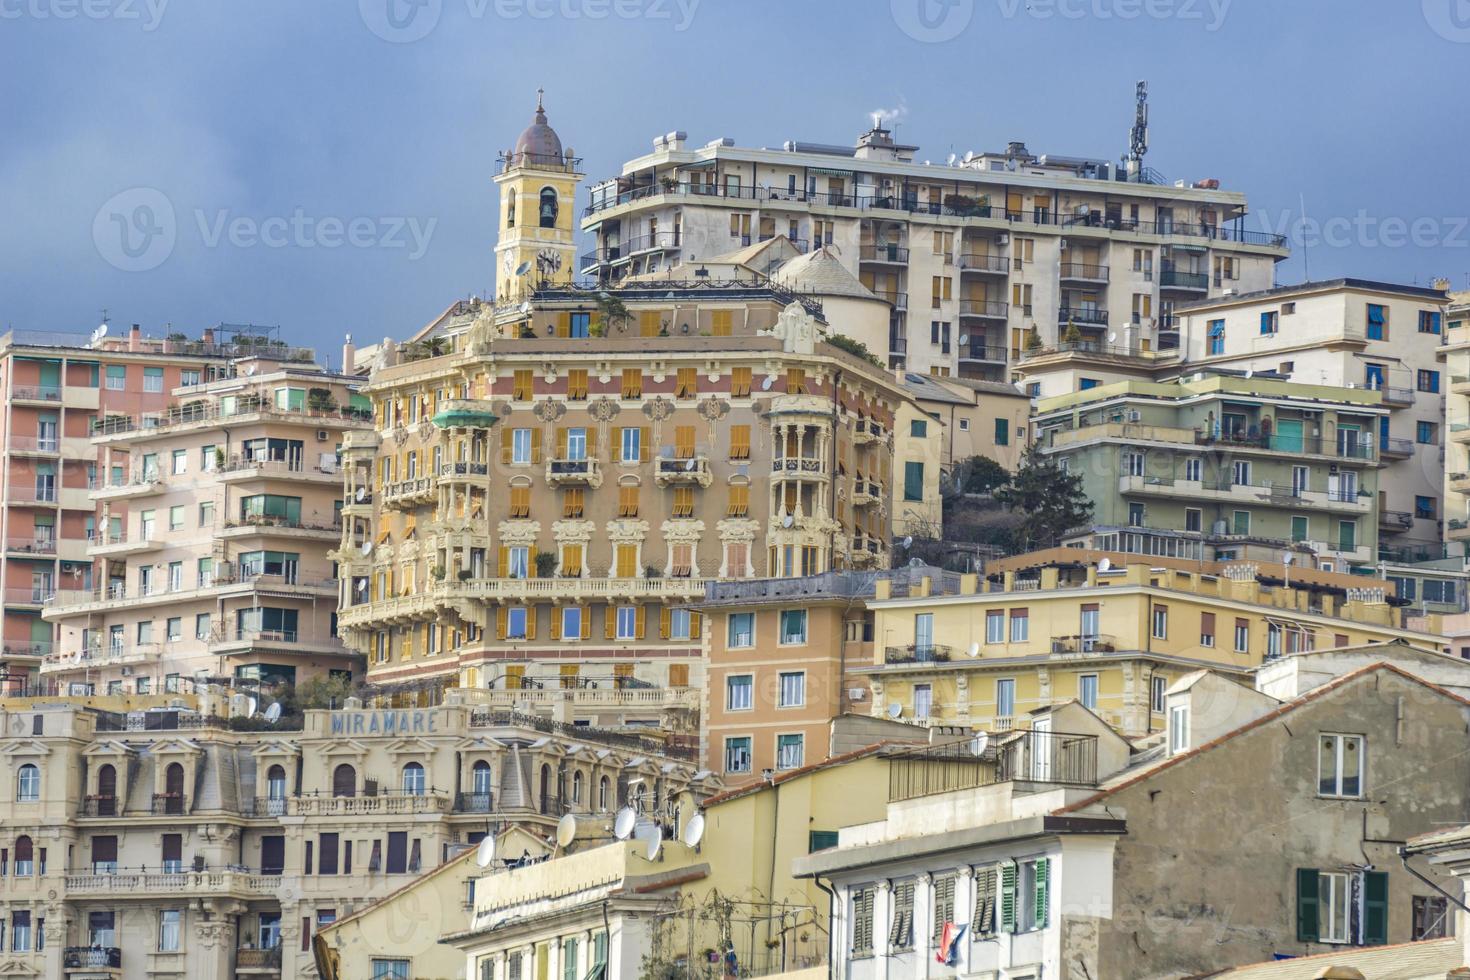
[1126,80,1149,180]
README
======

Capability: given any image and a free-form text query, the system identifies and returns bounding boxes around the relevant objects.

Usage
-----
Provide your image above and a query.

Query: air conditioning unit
[317,430,329,441]
[1059,239,1069,250]
[119,666,133,676]
[848,688,867,702]
[997,233,1010,245]
[1126,410,1142,422]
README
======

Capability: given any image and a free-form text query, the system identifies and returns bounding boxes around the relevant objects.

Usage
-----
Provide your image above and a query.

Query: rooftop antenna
[1125,80,1149,182]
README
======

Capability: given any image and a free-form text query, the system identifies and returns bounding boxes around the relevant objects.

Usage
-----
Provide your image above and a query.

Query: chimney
[201,327,215,348]
[342,334,357,375]
[129,324,141,352]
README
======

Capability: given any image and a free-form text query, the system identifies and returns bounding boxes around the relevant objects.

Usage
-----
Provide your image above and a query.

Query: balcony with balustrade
[1058,262,1110,285]
[545,457,602,488]
[654,454,713,488]
[860,243,910,265]
[1159,267,1209,293]
[957,252,1008,276]
[380,475,436,508]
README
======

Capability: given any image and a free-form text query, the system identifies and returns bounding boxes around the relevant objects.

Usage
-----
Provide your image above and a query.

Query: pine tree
[994,443,1093,552]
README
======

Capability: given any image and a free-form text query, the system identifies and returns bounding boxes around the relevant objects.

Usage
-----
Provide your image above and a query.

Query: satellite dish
[519,301,533,315]
[613,807,637,840]
[264,702,282,723]
[782,514,794,528]
[645,824,664,862]
[887,702,903,719]
[1282,553,1294,566]
[355,487,367,502]
[476,835,496,868]
[556,813,578,848]
[362,541,374,556]
[958,333,970,345]
[97,322,109,338]
[684,459,696,471]
[244,696,258,718]
[1098,557,1112,573]
[245,364,257,376]
[515,261,531,276]
[356,579,368,593]
[901,536,913,549]
[971,732,990,755]
[681,813,706,848]
[1107,332,1117,343]
[760,376,775,391]
[968,641,980,658]
[1244,369,1254,379]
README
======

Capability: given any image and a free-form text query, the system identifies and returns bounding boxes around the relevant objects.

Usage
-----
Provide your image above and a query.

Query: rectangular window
[903,461,924,501]
[620,369,642,399]
[1367,303,1387,341]
[727,612,754,648]
[995,679,1015,718]
[512,369,534,400]
[993,417,1009,446]
[1417,420,1437,444]
[1009,608,1029,643]
[724,736,752,773]
[1418,369,1440,393]
[1200,612,1215,647]
[985,610,1005,644]
[1413,894,1449,940]
[776,733,804,770]
[1207,319,1225,355]
[889,880,916,950]
[726,674,753,711]
[560,606,583,640]
[778,671,805,708]
[1151,675,1167,713]
[851,886,876,955]
[371,960,411,980]
[1152,604,1168,639]
[1318,733,1364,797]
[105,364,126,390]
[1260,310,1279,335]
[1078,673,1098,710]
[779,609,807,645]
[1169,705,1189,753]
[731,367,752,397]
[1234,618,1249,653]
[910,419,928,438]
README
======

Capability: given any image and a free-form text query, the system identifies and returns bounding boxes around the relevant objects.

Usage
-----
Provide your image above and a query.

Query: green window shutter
[973,866,997,936]
[993,417,1009,446]
[808,830,839,853]
[1363,871,1388,945]
[1000,863,1017,933]
[1034,858,1050,928]
[1296,868,1320,942]
[904,461,925,501]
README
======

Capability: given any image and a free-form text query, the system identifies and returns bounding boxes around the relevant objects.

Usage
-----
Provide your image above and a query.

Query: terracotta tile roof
[1194,936,1460,978]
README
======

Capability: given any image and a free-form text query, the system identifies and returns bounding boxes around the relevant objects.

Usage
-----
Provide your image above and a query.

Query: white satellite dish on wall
[644,825,664,862]
[356,487,367,502]
[681,813,706,848]
[556,813,578,848]
[1098,557,1112,573]
[968,641,980,658]
[761,375,775,391]
[971,732,990,756]
[515,261,531,277]
[613,807,637,840]
[264,702,282,724]
[476,835,496,868]
[782,514,794,528]
[887,702,903,719]
[362,541,374,557]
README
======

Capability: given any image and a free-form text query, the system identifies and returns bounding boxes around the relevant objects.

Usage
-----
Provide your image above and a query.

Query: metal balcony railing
[888,729,1099,802]
[884,644,953,665]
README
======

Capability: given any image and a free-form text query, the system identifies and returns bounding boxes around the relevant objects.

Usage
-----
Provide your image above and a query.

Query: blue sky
[1,0,1466,359]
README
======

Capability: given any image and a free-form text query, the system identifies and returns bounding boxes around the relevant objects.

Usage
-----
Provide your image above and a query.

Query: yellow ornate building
[493,92,582,303]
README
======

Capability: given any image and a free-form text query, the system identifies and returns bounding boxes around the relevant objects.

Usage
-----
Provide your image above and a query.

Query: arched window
[402,762,426,796]
[539,764,551,814]
[266,764,287,815]
[539,187,558,229]
[571,770,584,805]
[96,764,117,816]
[14,835,33,876]
[163,763,185,815]
[332,763,356,798]
[16,764,38,802]
[471,760,492,797]
[598,775,610,812]
[507,189,517,228]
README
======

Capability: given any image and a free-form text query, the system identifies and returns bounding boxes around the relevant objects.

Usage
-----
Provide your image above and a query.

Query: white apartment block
[580,125,1288,380]
[1174,279,1451,563]
[41,357,371,696]
[1443,291,1470,551]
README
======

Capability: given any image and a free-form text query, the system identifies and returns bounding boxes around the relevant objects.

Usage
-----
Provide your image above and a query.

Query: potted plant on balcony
[1025,326,1044,352]
[534,551,557,578]
[1062,319,1083,346]
[659,175,677,192]
[307,388,338,413]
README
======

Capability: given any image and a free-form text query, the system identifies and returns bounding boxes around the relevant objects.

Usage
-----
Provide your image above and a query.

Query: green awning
[432,401,499,429]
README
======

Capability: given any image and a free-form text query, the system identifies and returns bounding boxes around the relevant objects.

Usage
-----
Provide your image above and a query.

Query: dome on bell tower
[513,89,563,166]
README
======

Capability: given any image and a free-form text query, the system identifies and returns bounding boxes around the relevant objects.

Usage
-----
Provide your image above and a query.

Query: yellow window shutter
[635,604,647,638]
[496,607,508,640]
[500,427,512,464]
[605,606,617,640]
[549,611,561,640]
[555,427,568,458]
[675,425,695,458]
[640,426,651,462]
[531,428,543,463]
[639,311,661,337]
[659,607,671,639]
[556,312,571,337]
[497,547,509,577]
[580,606,591,639]
[587,426,598,458]
[525,606,537,640]
[690,612,703,639]
[712,310,732,336]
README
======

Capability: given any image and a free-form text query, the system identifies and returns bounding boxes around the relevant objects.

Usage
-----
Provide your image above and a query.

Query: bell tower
[494,89,583,303]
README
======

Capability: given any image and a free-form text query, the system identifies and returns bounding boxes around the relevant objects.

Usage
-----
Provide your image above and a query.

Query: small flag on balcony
[935,922,965,964]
